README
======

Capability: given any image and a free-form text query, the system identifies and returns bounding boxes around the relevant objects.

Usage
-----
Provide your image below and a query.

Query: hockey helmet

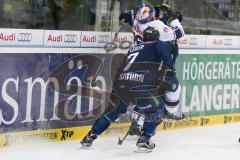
[155,4,172,18]
[143,26,160,42]
[135,4,155,24]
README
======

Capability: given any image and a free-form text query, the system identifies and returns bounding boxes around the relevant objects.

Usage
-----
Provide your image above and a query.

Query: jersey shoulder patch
[129,44,145,53]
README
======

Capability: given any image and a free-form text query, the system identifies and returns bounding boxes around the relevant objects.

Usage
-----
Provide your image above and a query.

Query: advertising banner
[80,31,134,49]
[0,53,127,134]
[206,35,240,48]
[1,51,240,135]
[0,28,44,46]
[176,53,240,116]
[80,31,112,48]
[0,28,240,49]
[177,35,206,48]
[43,30,81,47]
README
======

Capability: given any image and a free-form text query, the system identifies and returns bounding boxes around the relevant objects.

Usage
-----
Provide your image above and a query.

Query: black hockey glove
[119,10,135,26]
[172,11,183,23]
[160,15,172,26]
[159,65,175,79]
[160,11,183,26]
[157,65,175,94]
[155,4,173,18]
[167,41,179,65]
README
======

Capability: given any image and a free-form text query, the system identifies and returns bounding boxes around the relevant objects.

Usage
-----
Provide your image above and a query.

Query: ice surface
[1,123,240,160]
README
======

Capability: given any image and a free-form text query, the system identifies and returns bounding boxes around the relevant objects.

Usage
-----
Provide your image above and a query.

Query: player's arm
[155,4,183,25]
[152,20,184,42]
[119,10,135,26]
[155,41,175,72]
[154,4,185,41]
[164,9,185,39]
[169,18,185,39]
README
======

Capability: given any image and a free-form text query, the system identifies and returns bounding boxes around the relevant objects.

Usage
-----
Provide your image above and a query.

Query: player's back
[113,40,173,103]
[114,40,173,83]
[127,40,173,66]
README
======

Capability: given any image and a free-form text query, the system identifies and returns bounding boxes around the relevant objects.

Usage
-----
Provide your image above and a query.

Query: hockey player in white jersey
[126,4,185,44]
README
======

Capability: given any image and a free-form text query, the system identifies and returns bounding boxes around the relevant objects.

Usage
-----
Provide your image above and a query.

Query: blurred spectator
[0,0,239,35]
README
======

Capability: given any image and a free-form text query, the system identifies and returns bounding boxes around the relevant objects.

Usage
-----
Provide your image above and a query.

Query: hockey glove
[159,65,175,80]
[173,11,183,23]
[155,4,172,18]
[161,11,183,26]
[119,10,135,26]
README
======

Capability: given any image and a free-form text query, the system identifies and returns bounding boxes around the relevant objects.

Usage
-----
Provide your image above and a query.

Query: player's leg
[136,121,159,149]
[81,92,128,147]
[163,76,185,120]
[129,95,164,136]
[135,98,165,150]
[128,110,144,136]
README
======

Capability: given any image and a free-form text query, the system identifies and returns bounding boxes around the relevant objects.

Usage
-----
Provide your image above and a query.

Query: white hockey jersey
[132,19,185,43]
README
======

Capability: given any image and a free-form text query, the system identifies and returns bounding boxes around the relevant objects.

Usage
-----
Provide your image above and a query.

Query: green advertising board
[177,53,240,116]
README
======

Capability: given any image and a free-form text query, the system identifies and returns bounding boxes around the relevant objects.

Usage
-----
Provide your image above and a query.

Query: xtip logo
[200,117,209,126]
[162,121,172,130]
[224,116,232,124]
[61,129,74,140]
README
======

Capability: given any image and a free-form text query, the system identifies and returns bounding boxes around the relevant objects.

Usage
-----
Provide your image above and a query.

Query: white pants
[164,84,181,114]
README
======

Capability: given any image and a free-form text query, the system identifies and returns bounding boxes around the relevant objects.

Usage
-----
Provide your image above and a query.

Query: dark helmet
[154,4,172,18]
[143,26,160,42]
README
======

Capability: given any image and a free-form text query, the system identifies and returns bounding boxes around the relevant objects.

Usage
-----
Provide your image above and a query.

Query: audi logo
[64,34,77,43]
[17,33,32,42]
[224,39,232,45]
[189,38,198,45]
[97,35,111,43]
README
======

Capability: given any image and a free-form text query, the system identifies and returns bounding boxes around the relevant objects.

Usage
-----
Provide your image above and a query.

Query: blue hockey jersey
[126,40,174,69]
[113,40,174,107]
[114,40,174,96]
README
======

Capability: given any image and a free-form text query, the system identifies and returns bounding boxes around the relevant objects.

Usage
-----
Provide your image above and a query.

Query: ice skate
[80,131,97,147]
[135,136,155,153]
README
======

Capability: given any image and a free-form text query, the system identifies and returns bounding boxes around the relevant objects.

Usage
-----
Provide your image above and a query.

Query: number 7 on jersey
[123,52,139,71]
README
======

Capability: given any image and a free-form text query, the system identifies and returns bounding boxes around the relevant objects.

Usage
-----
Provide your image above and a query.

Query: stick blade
[134,148,153,153]
[118,137,123,145]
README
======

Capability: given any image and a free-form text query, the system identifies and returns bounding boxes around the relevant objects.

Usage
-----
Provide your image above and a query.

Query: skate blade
[80,142,92,149]
[134,147,153,153]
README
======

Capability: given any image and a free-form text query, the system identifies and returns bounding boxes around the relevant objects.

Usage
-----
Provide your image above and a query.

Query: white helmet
[135,4,155,24]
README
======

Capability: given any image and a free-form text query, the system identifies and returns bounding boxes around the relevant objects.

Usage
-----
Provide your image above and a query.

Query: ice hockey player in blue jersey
[119,4,185,136]
[80,27,182,150]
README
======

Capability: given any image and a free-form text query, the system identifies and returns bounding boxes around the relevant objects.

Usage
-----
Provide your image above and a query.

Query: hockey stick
[118,114,141,145]
[161,109,192,123]
[90,20,126,87]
